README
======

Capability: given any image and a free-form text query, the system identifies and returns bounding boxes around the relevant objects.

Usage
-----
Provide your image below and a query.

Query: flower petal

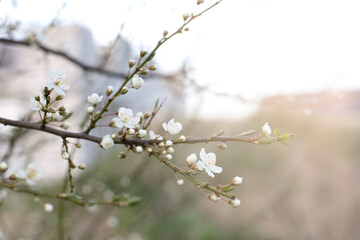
[162,122,168,131]
[200,148,206,161]
[209,165,222,174]
[196,161,205,171]
[204,167,215,178]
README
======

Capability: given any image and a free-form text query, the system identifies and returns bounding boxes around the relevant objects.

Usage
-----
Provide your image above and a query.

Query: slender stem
[84,0,223,134]
[152,152,234,199]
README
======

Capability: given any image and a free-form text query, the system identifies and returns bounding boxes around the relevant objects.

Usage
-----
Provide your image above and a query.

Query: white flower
[231,176,243,185]
[230,198,241,208]
[209,193,220,202]
[24,163,42,185]
[100,135,114,149]
[149,130,163,140]
[46,70,70,96]
[177,179,184,185]
[196,148,222,178]
[137,129,147,138]
[44,203,54,212]
[186,153,198,167]
[162,119,182,135]
[131,74,144,89]
[87,93,103,105]
[112,107,140,129]
[262,122,272,136]
[30,93,47,111]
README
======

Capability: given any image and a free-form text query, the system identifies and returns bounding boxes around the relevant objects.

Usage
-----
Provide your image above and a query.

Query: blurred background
[0,0,360,239]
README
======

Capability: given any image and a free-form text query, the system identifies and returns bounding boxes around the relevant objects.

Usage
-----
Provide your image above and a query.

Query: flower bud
[61,121,70,129]
[120,86,128,95]
[209,193,220,202]
[178,135,186,142]
[61,151,70,160]
[55,95,64,101]
[144,112,151,119]
[186,153,197,166]
[140,50,148,57]
[106,86,114,96]
[78,163,86,170]
[137,129,147,138]
[128,60,136,68]
[9,173,18,180]
[167,147,174,154]
[230,199,241,208]
[35,95,40,101]
[158,142,165,148]
[165,154,172,161]
[139,68,148,76]
[44,203,54,212]
[184,28,189,32]
[218,143,227,150]
[231,176,243,185]
[146,147,153,153]
[128,128,135,135]
[161,150,167,155]
[149,64,157,71]
[87,106,94,114]
[75,143,82,148]
[177,179,184,186]
[135,146,143,153]
[111,134,117,140]
[118,151,127,159]
[197,0,205,4]
[0,162,8,172]
[165,140,173,147]
[163,30,168,37]
[183,13,190,21]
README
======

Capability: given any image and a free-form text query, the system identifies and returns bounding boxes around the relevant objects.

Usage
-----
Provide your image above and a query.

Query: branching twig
[0,116,260,146]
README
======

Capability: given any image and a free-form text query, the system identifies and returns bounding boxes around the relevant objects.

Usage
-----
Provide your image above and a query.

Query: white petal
[162,123,168,131]
[204,167,215,178]
[196,161,205,171]
[200,148,206,161]
[210,165,222,174]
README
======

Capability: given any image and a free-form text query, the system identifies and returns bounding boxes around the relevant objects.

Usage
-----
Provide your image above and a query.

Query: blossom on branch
[131,74,144,89]
[197,148,222,178]
[87,93,103,105]
[111,108,140,129]
[17,163,42,185]
[100,135,114,150]
[46,70,70,96]
[162,119,182,135]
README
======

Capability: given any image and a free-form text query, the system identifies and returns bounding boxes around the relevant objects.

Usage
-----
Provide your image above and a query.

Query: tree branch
[0,116,258,146]
[0,37,127,79]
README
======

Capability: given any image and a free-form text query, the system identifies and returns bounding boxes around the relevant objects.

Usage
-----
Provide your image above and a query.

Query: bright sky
[1,0,360,118]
